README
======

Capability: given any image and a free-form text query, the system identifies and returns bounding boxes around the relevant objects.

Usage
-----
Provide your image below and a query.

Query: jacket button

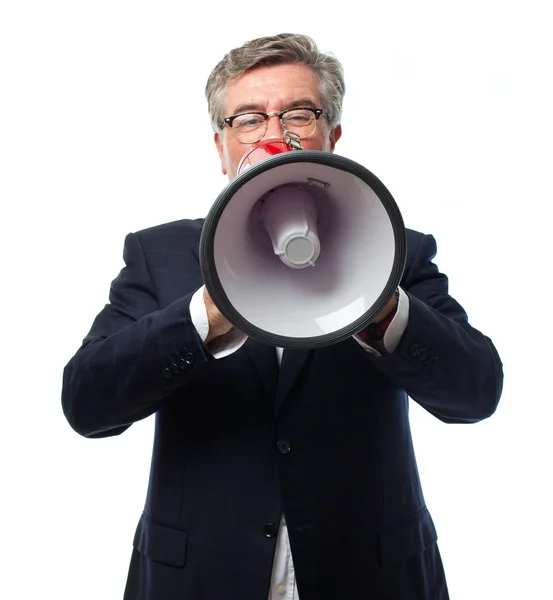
[263,522,278,538]
[410,344,419,357]
[277,439,291,454]
[178,351,194,369]
[162,367,172,379]
[418,348,428,361]
[170,362,180,374]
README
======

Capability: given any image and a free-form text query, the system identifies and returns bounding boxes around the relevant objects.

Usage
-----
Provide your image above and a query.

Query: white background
[1,1,551,598]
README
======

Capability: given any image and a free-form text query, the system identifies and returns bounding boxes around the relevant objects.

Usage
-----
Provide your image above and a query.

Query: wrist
[373,289,399,325]
[357,289,399,344]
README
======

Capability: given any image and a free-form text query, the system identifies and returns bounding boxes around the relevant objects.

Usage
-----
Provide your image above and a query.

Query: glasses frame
[221,107,325,143]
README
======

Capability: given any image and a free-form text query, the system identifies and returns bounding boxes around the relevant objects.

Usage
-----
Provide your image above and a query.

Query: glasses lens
[281,109,317,138]
[232,113,267,143]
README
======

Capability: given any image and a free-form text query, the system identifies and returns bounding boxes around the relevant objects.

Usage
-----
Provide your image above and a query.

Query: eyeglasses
[221,107,325,144]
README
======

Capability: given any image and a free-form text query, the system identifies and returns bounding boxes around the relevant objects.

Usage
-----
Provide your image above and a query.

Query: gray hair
[205,33,345,132]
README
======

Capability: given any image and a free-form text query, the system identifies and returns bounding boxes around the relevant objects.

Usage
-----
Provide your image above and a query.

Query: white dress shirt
[189,287,410,599]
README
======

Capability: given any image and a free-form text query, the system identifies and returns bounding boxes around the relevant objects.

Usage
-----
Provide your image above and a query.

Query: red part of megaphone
[237,138,295,175]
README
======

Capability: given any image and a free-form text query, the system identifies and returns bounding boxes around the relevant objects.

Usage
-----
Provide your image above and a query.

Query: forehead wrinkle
[224,64,322,118]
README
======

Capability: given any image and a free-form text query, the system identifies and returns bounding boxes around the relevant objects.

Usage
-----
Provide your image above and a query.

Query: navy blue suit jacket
[62,219,503,599]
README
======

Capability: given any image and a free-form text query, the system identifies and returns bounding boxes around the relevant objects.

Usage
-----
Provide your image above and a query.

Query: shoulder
[406,227,429,245]
[405,228,437,257]
[131,218,205,247]
[135,217,205,238]
[402,228,441,284]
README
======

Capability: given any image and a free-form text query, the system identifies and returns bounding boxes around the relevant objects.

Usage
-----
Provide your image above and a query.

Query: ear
[329,124,342,152]
[214,131,227,175]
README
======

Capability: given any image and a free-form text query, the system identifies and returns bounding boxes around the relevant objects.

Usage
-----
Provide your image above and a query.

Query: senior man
[62,33,503,600]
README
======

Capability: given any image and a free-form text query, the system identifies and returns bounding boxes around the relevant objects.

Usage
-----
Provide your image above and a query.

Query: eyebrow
[231,98,318,115]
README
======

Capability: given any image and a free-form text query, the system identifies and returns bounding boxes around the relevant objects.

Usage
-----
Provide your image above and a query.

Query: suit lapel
[244,339,279,397]
[191,238,201,266]
[275,348,312,417]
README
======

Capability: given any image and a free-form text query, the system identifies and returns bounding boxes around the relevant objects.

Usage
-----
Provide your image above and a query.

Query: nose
[263,114,283,140]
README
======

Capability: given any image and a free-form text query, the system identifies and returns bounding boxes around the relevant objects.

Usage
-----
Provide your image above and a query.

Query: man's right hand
[203,286,233,345]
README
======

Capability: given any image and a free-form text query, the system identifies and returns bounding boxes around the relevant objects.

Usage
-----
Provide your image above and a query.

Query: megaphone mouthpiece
[238,138,297,175]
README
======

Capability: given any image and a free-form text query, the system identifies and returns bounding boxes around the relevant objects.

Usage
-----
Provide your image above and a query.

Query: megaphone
[200,136,406,349]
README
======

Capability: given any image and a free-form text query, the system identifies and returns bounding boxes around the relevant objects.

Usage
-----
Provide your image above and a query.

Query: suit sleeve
[361,233,504,424]
[61,232,213,438]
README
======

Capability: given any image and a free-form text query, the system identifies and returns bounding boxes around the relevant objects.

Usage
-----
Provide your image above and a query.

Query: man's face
[214,63,342,180]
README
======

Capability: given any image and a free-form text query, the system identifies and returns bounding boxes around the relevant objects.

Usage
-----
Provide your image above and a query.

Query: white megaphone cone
[200,136,406,349]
